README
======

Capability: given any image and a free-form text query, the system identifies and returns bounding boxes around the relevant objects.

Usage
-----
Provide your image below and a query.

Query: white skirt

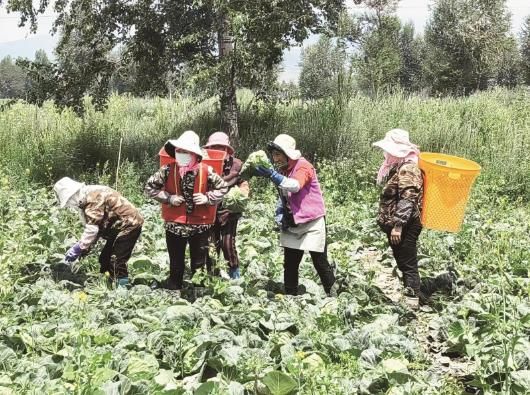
[280,216,326,253]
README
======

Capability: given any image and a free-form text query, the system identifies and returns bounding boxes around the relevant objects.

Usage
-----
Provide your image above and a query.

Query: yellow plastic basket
[419,153,481,233]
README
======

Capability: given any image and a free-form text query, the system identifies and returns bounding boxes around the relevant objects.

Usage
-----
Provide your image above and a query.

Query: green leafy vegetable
[240,150,273,178]
[223,186,249,213]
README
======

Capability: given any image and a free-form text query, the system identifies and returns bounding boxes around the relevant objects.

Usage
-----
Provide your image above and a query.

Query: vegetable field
[0,155,529,394]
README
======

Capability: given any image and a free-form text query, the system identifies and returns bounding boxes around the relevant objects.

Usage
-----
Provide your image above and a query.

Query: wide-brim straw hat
[372,128,419,158]
[267,134,302,160]
[164,130,203,158]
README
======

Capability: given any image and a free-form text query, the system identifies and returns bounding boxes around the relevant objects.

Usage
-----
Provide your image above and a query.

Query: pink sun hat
[203,131,235,155]
[372,129,420,158]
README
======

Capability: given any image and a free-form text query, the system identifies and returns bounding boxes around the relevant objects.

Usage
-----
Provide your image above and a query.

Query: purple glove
[65,242,83,263]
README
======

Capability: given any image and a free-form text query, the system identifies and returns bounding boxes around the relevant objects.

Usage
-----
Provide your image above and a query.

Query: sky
[1,0,530,81]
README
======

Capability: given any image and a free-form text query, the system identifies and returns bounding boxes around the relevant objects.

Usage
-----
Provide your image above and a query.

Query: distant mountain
[0,35,57,60]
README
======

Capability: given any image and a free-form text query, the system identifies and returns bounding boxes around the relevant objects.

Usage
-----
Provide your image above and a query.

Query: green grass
[1,88,530,196]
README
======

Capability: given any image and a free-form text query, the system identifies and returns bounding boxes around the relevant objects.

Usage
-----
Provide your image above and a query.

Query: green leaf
[382,358,408,374]
[219,345,244,367]
[194,381,219,395]
[154,369,179,390]
[0,386,14,395]
[511,370,530,389]
[447,320,465,341]
[227,381,245,395]
[164,304,196,321]
[129,256,157,273]
[0,346,17,366]
[92,367,118,386]
[302,353,325,370]
[183,345,208,374]
[262,371,298,395]
[100,381,121,395]
[520,313,530,326]
[126,353,159,381]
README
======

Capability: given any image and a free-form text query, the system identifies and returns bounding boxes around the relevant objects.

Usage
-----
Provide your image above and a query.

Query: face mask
[175,152,192,166]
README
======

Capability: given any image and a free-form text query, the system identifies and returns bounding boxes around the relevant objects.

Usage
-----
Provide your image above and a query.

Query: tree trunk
[218,15,239,143]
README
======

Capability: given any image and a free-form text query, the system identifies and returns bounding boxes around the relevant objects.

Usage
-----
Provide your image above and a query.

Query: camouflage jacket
[78,186,144,249]
[144,164,228,236]
[377,162,423,229]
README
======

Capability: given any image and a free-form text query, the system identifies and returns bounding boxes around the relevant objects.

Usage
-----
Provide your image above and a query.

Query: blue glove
[274,199,284,228]
[269,170,285,186]
[65,242,83,263]
[255,166,273,177]
[228,267,240,279]
[256,166,284,186]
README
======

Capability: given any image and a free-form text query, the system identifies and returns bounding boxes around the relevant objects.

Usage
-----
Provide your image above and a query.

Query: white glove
[193,193,208,206]
[168,195,185,206]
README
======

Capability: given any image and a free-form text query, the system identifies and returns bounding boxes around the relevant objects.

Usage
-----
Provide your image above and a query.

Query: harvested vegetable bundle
[240,150,273,179]
[222,186,249,212]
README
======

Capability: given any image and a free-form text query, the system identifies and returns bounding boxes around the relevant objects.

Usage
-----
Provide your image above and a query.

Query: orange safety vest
[161,163,217,225]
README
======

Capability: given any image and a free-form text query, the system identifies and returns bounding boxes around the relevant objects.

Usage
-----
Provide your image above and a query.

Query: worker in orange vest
[145,130,229,296]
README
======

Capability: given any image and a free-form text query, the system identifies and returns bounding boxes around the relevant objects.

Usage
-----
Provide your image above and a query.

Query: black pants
[166,230,209,289]
[385,217,422,295]
[283,246,335,295]
[99,227,142,279]
[210,214,240,268]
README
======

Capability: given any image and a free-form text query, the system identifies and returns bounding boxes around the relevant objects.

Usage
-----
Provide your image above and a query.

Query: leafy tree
[3,0,346,141]
[277,81,300,103]
[16,50,56,105]
[520,15,530,85]
[495,36,521,88]
[425,0,512,95]
[355,15,402,96]
[0,56,27,99]
[398,23,425,92]
[299,36,350,101]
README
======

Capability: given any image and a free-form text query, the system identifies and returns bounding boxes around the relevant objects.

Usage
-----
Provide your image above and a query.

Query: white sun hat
[268,134,302,160]
[164,130,203,158]
[372,128,419,158]
[53,177,85,208]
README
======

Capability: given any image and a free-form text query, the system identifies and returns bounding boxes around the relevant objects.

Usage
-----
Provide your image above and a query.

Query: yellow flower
[275,294,284,300]
[104,271,110,277]
[75,291,88,303]
[296,351,306,360]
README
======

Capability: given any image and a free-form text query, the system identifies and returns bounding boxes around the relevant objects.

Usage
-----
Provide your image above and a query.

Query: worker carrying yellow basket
[419,153,481,232]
